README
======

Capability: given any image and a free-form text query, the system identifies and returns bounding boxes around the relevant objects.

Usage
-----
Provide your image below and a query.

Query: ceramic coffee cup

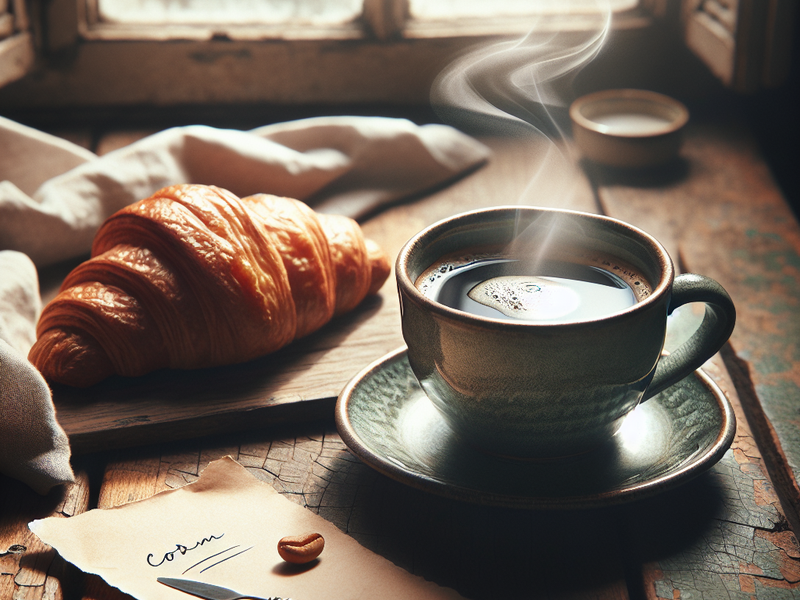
[396,207,735,459]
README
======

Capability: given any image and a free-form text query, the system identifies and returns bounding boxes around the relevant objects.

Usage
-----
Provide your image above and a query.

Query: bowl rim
[569,88,689,139]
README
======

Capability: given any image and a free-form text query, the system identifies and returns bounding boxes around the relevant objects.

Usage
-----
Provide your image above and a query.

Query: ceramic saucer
[335,347,736,509]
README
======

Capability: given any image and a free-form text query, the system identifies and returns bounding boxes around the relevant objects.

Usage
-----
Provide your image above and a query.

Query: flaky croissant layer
[29,184,391,387]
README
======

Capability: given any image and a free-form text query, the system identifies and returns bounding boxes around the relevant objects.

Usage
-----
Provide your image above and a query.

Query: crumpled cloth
[0,114,490,494]
[1,115,490,267]
[0,250,74,494]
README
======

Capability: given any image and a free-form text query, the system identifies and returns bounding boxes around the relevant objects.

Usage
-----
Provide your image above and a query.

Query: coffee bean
[277,532,324,564]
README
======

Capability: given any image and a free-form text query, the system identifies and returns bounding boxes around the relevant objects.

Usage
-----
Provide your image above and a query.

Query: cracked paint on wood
[593,109,800,599]
[628,356,800,598]
[593,111,800,491]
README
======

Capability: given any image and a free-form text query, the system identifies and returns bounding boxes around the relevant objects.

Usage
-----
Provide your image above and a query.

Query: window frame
[0,0,659,108]
[0,0,33,87]
[78,0,648,41]
[0,0,793,111]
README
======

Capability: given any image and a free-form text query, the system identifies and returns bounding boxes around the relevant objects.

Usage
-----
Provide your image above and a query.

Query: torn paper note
[30,456,464,600]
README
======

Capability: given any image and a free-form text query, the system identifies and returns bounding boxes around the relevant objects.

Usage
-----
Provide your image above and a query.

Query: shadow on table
[334,454,726,600]
[580,156,692,191]
[0,474,86,599]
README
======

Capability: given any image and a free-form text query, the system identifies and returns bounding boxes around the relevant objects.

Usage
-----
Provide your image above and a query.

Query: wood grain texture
[591,108,800,597]
[79,422,630,600]
[0,469,90,600]
[618,352,800,598]
[75,357,795,598]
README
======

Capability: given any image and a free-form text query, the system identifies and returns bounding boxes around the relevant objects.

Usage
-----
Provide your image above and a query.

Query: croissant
[29,184,391,388]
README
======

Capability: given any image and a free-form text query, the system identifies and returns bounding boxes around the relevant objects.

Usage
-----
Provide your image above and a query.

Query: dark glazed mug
[396,207,736,459]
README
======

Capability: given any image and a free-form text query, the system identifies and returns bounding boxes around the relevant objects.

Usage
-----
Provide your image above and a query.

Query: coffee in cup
[416,247,652,324]
[396,207,735,459]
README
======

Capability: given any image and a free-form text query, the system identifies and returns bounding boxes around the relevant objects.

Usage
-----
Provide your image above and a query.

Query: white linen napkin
[0,114,490,494]
[1,115,490,267]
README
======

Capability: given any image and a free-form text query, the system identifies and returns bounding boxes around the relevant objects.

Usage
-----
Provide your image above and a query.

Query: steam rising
[430,2,612,214]
[431,4,612,139]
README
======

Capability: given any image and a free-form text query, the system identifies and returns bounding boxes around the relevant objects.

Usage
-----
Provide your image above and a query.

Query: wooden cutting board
[50,291,404,455]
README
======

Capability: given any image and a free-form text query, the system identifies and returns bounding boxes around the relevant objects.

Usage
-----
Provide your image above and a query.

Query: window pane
[410,0,638,19]
[97,0,362,25]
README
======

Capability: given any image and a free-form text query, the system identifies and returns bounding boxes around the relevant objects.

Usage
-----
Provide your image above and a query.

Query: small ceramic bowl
[570,89,689,168]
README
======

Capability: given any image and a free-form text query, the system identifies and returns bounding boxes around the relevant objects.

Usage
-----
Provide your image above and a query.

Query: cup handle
[642,273,736,401]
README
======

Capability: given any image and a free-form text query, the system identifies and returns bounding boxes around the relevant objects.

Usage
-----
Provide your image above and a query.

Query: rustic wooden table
[3,103,800,599]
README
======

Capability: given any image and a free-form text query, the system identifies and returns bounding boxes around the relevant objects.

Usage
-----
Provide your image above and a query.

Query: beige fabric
[0,251,74,494]
[1,115,490,267]
[0,114,490,494]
